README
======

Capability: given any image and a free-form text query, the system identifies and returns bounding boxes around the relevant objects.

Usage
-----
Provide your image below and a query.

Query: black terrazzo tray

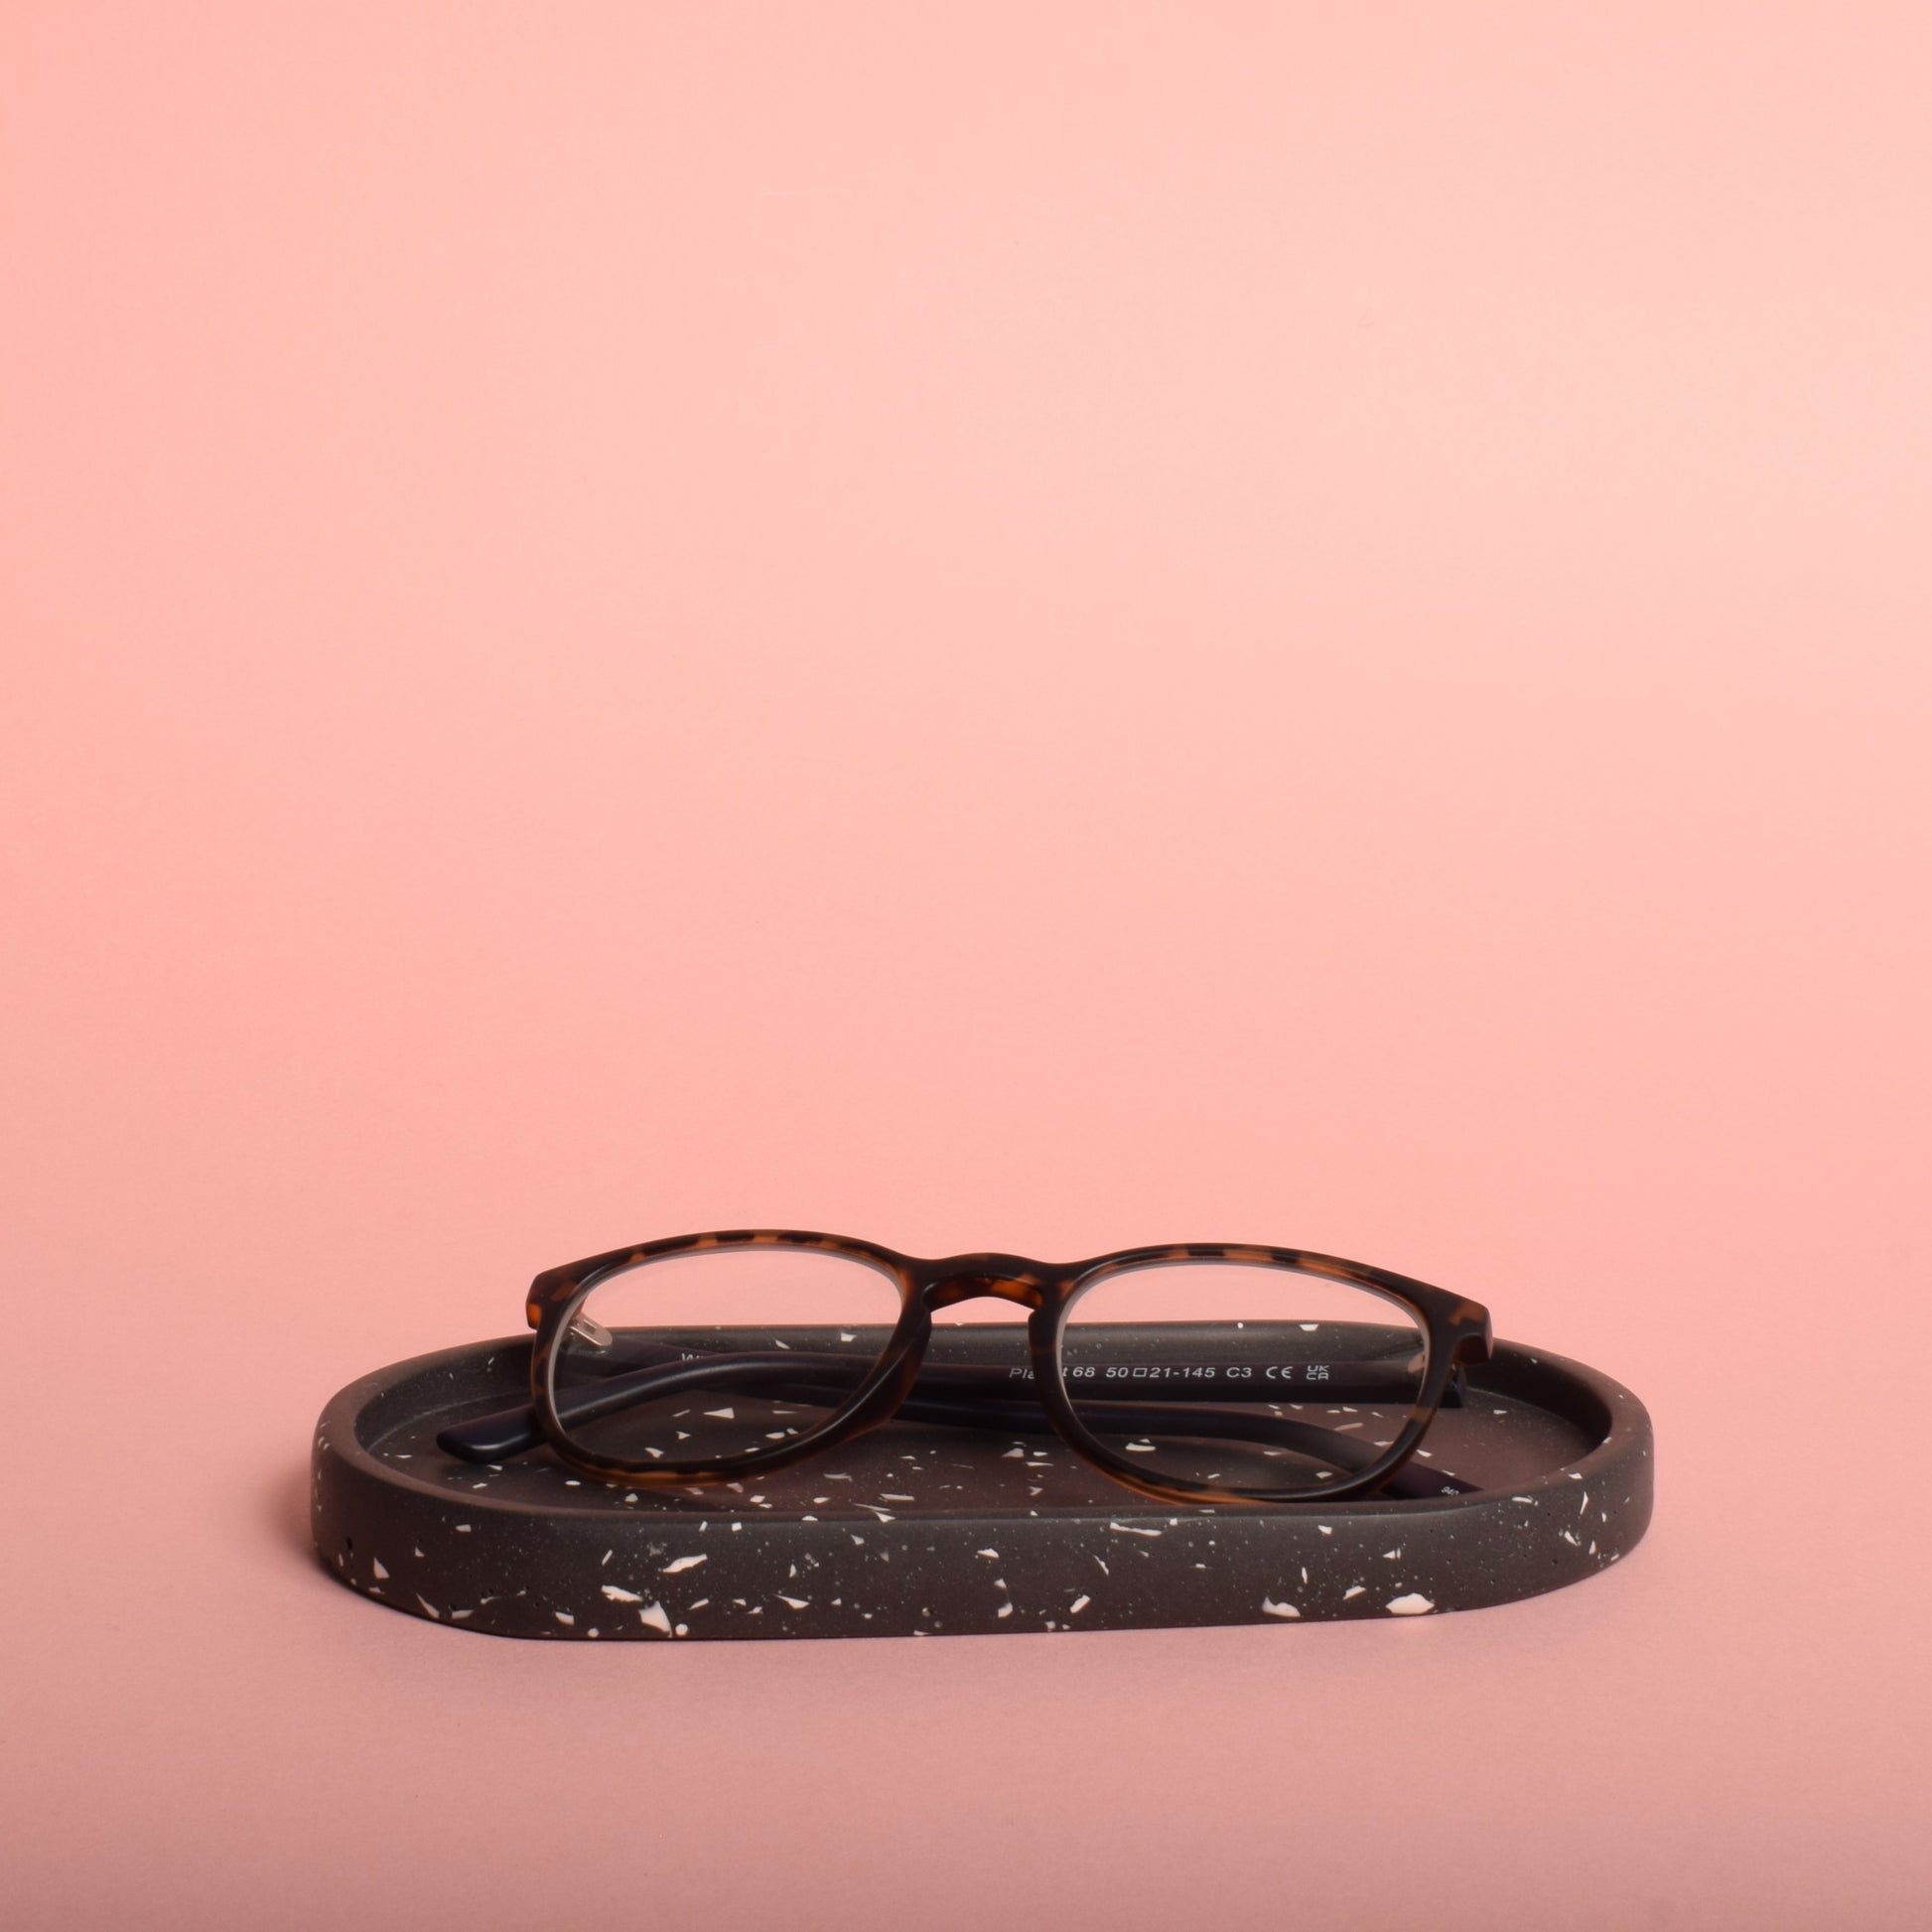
[310,1330,1651,1639]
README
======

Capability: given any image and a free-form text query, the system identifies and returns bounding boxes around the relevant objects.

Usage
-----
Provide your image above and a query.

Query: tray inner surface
[357,1322,1599,1520]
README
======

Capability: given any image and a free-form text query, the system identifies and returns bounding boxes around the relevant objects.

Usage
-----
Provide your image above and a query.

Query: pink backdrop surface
[4,6,1929,1928]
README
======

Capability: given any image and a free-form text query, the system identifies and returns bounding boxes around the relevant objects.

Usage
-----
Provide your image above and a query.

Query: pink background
[4,5,1929,1927]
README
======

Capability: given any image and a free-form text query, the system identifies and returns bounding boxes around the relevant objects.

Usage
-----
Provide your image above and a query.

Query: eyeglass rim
[525,1229,1493,1508]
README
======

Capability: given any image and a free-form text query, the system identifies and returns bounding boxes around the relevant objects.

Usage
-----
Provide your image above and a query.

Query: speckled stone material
[311,1334,1651,1638]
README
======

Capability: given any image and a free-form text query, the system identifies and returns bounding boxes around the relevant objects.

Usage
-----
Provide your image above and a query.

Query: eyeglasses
[437,1231,1493,1507]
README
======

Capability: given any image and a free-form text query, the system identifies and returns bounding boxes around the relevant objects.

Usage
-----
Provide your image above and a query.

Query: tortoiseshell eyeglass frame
[519,1230,1494,1510]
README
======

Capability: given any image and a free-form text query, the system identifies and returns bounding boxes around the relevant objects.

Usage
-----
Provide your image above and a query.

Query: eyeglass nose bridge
[921,1256,1046,1314]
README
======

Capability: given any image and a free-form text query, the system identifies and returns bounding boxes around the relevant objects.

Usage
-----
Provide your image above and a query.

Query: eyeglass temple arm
[878,1389,1477,1498]
[436,1344,1446,1457]
[436,1349,1473,1498]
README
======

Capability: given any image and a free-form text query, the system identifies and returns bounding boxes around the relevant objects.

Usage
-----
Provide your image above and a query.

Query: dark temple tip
[435,1405,543,1462]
